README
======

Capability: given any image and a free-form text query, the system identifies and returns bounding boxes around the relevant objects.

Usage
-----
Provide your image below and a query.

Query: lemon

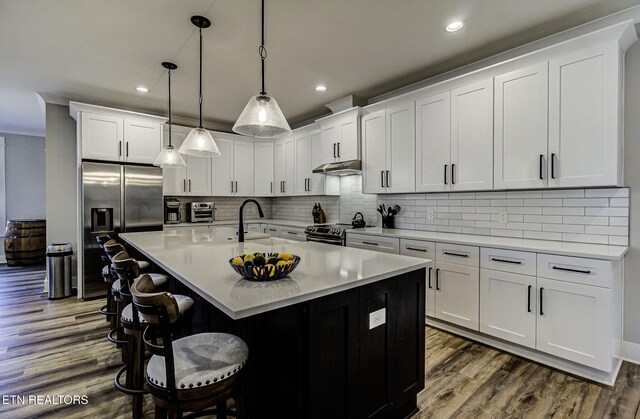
[232,256,243,266]
[278,252,293,261]
[286,260,294,265]
[276,260,288,267]
[243,253,255,262]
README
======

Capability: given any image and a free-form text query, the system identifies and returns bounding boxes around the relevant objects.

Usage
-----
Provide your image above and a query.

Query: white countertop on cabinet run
[163,219,310,229]
[120,228,429,320]
[346,227,628,260]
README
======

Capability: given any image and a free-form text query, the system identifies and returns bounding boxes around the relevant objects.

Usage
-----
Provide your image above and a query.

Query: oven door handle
[306,236,343,245]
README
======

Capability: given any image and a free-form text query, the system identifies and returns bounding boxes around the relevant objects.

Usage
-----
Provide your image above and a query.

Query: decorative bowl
[229,253,301,282]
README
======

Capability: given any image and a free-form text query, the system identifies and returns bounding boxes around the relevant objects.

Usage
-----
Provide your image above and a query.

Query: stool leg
[217,401,227,419]
[107,288,116,328]
[131,331,145,419]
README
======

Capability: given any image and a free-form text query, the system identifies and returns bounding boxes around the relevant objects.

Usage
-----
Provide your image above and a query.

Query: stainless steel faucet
[238,199,265,243]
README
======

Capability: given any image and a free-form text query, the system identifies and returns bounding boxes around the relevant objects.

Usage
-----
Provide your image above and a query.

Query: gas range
[305,223,371,246]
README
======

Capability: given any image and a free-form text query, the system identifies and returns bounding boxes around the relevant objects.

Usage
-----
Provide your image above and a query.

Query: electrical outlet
[498,211,508,223]
[427,209,435,220]
[369,308,386,330]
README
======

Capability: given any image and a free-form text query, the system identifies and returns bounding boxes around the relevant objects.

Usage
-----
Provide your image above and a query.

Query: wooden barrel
[4,219,46,266]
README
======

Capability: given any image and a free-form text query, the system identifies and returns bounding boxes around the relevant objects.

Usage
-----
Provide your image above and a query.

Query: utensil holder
[382,215,395,229]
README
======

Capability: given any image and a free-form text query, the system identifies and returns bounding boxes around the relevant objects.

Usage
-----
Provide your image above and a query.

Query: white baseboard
[622,340,640,365]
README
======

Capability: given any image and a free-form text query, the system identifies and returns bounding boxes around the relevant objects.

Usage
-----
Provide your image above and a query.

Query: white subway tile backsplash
[563,198,609,207]
[542,207,585,216]
[561,233,609,244]
[462,213,492,221]
[507,214,524,222]
[491,199,524,207]
[562,216,608,226]
[543,224,584,233]
[585,207,629,217]
[437,225,462,233]
[506,190,543,198]
[543,189,585,198]
[476,206,507,214]
[449,220,477,228]
[610,198,629,207]
[524,199,563,207]
[609,217,629,226]
[476,221,507,229]
[585,188,629,198]
[507,207,543,215]
[584,225,629,236]
[491,229,523,238]
[447,206,476,213]
[609,236,629,245]
[480,192,507,199]
[461,199,492,206]
[462,227,492,235]
[524,215,563,224]
[523,231,563,241]
[506,222,542,231]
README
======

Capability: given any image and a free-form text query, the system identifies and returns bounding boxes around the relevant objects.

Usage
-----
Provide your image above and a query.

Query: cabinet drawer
[347,233,399,254]
[266,225,280,236]
[537,254,612,288]
[279,226,306,241]
[435,243,479,266]
[247,224,261,232]
[400,239,436,259]
[481,248,536,276]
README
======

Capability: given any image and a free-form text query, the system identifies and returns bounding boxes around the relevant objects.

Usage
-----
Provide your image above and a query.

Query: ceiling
[1,0,640,137]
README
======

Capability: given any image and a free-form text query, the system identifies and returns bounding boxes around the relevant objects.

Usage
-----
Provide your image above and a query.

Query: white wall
[44,104,78,280]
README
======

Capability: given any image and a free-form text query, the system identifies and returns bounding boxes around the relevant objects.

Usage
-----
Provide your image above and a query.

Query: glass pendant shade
[233,95,291,138]
[154,145,186,168]
[179,127,221,157]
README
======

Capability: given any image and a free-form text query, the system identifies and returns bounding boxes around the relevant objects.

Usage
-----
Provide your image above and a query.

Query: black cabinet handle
[551,153,556,179]
[539,287,544,315]
[539,154,544,180]
[333,143,336,158]
[118,141,122,157]
[406,247,427,252]
[443,251,468,258]
[231,181,234,193]
[527,285,532,313]
[435,268,440,290]
[235,181,238,193]
[444,165,448,185]
[451,164,456,184]
[381,171,385,188]
[337,142,340,158]
[188,179,191,192]
[490,257,522,265]
[283,181,286,193]
[287,231,297,235]
[428,267,432,289]
[552,266,591,275]
[270,181,273,193]
[362,241,379,246]
[183,179,186,192]
[386,171,390,188]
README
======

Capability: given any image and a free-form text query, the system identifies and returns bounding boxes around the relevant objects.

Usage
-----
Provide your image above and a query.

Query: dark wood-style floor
[0,265,639,418]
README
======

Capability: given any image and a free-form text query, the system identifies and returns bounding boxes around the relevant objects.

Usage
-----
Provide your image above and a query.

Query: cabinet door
[415,92,451,192]
[337,116,359,162]
[536,277,611,371]
[434,262,479,330]
[309,130,327,195]
[81,112,123,161]
[274,141,287,197]
[284,137,296,196]
[494,63,548,189]
[211,138,234,196]
[233,141,254,196]
[295,133,311,195]
[548,45,620,187]
[479,269,536,348]
[186,155,211,196]
[386,103,415,193]
[362,110,387,194]
[162,129,187,195]
[451,79,494,191]
[124,119,161,164]
[254,141,275,196]
[321,123,338,163]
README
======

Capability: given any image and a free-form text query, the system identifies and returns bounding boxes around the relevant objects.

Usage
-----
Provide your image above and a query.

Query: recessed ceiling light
[315,85,327,92]
[446,21,464,32]
[136,86,149,93]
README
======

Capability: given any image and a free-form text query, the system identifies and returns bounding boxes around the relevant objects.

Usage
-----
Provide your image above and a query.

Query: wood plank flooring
[0,265,639,418]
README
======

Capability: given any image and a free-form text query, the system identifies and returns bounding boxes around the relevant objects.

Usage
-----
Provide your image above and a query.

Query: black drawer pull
[406,247,427,252]
[362,241,379,246]
[540,287,544,315]
[435,268,440,290]
[287,232,298,235]
[551,153,556,179]
[527,285,532,313]
[444,165,448,185]
[539,154,544,180]
[490,258,522,265]
[451,164,456,184]
[428,267,432,289]
[552,266,591,275]
[443,251,468,258]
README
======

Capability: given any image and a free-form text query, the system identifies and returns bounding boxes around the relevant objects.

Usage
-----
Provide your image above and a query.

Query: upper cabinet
[415,92,451,192]
[70,102,165,165]
[211,134,255,197]
[317,107,361,164]
[362,102,416,194]
[254,142,275,196]
[294,127,339,196]
[162,125,211,196]
[275,136,295,196]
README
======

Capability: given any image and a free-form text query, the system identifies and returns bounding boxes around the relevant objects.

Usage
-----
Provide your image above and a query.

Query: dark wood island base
[169,268,426,419]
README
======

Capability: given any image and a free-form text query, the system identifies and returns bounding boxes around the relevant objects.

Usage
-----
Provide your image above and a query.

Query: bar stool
[111,253,178,419]
[96,234,117,329]
[131,275,248,419]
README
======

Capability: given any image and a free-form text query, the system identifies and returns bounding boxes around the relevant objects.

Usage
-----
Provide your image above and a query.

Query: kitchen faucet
[238,199,265,243]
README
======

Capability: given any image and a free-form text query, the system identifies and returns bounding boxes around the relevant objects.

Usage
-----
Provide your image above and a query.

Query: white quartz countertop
[346,227,628,260]
[164,219,310,229]
[120,227,429,319]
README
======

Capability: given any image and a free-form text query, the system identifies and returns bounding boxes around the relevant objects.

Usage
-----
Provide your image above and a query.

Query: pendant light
[178,16,221,157]
[154,62,187,168]
[232,0,291,138]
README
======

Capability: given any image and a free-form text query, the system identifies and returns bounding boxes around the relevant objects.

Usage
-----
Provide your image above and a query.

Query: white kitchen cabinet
[346,233,399,254]
[279,226,307,241]
[81,112,123,161]
[494,62,549,190]
[211,136,254,196]
[294,130,312,195]
[275,136,295,196]
[254,141,274,196]
[399,239,436,318]
[548,44,622,188]
[124,119,162,164]
[361,102,415,194]
[415,91,451,192]
[309,129,338,195]
[162,126,210,196]
[536,276,611,371]
[450,79,494,191]
[434,261,480,331]
[317,107,361,164]
[480,269,537,348]
[266,224,280,236]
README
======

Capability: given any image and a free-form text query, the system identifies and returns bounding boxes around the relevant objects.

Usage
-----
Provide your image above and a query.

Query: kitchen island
[120,227,430,419]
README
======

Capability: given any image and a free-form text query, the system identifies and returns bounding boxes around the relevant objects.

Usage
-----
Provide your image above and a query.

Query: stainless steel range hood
[313,159,362,176]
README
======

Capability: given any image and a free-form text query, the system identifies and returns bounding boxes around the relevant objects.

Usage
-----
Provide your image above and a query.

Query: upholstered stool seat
[121,295,194,325]
[102,264,112,279]
[136,260,150,271]
[147,333,248,390]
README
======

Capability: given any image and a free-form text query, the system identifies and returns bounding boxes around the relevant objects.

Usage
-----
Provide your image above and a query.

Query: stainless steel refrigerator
[81,162,163,298]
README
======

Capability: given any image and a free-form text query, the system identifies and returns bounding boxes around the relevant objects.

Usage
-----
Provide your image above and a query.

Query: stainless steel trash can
[46,243,73,299]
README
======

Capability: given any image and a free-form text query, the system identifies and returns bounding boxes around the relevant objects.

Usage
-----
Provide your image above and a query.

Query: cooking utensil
[392,205,401,214]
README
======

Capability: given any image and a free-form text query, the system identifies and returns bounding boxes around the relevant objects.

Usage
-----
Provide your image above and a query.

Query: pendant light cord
[168,67,173,147]
[259,0,267,96]
[198,26,204,128]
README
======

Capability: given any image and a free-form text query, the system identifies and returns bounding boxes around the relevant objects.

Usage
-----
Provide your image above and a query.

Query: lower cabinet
[434,261,480,331]
[346,233,400,254]
[278,226,306,241]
